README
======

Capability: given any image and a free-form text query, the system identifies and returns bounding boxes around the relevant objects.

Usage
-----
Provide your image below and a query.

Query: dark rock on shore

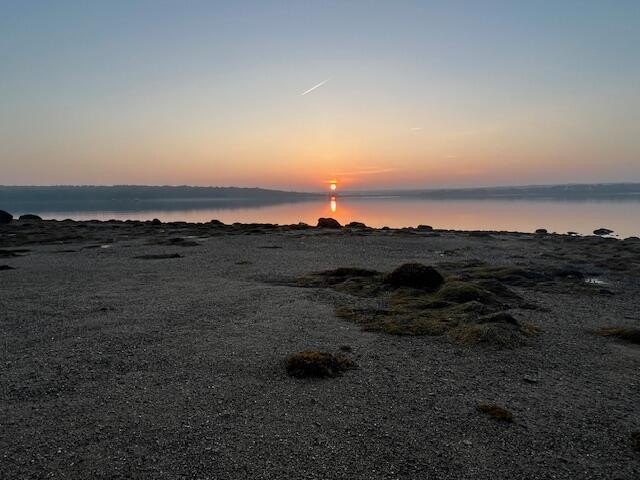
[209,219,225,226]
[18,214,42,221]
[0,265,15,271]
[0,209,13,224]
[384,263,444,291]
[535,228,548,234]
[417,224,433,231]
[346,221,367,228]
[150,218,162,225]
[593,228,614,236]
[317,217,341,229]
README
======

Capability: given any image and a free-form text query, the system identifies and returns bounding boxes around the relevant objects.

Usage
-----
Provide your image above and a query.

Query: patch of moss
[286,350,356,378]
[302,262,539,347]
[435,281,497,304]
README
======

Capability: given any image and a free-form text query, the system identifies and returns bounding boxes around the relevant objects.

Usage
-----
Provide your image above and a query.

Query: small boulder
[0,210,13,224]
[417,225,433,231]
[317,217,341,229]
[150,218,162,225]
[535,228,548,234]
[19,214,42,221]
[209,219,225,226]
[384,263,444,291]
[346,221,367,228]
[593,228,613,236]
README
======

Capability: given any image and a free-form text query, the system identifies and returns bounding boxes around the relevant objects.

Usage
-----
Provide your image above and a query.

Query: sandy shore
[1,219,639,479]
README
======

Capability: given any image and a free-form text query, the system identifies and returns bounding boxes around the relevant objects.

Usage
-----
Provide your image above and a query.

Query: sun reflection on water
[330,196,337,213]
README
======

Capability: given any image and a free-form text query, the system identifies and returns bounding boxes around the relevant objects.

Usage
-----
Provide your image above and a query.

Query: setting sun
[330,182,337,191]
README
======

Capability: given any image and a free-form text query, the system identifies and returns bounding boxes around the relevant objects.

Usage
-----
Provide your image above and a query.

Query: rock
[19,214,42,221]
[593,228,614,236]
[0,210,13,224]
[567,231,578,236]
[384,263,444,291]
[209,219,225,226]
[417,225,433,231]
[317,217,341,229]
[150,218,162,225]
[535,228,548,234]
[0,265,15,271]
[523,375,539,384]
[346,221,367,228]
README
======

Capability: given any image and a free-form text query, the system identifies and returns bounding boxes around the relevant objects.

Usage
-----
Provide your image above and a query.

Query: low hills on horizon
[1,183,640,214]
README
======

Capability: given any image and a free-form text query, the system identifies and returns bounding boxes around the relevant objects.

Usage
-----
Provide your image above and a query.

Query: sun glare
[329,181,337,191]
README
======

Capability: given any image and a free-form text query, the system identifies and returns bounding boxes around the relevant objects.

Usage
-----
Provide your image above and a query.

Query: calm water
[14,196,640,238]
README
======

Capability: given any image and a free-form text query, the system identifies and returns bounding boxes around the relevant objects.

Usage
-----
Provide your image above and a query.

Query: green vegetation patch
[300,262,539,348]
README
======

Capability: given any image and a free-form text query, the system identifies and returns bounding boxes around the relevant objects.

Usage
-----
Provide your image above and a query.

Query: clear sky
[1,1,639,191]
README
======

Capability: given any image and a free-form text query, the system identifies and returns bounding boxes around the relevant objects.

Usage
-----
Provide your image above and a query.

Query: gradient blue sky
[1,1,639,190]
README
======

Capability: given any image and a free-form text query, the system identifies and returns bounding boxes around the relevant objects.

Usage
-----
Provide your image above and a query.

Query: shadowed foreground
[1,219,639,479]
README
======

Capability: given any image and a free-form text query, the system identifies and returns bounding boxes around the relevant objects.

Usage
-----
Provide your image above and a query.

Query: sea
[5,195,640,238]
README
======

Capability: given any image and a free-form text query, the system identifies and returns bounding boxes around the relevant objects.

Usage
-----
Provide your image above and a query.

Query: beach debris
[0,209,13,224]
[593,228,614,236]
[317,217,341,229]
[134,253,182,260]
[593,326,640,344]
[477,403,514,422]
[286,350,356,378]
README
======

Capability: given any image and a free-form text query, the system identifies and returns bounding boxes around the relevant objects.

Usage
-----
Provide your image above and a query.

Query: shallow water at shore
[8,196,640,237]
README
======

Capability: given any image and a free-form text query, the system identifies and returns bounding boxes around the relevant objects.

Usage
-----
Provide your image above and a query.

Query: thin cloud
[410,127,423,131]
[335,167,396,176]
[301,77,331,96]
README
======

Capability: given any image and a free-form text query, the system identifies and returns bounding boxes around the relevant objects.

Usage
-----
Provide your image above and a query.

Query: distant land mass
[0,185,321,214]
[343,183,640,199]
[1,183,640,216]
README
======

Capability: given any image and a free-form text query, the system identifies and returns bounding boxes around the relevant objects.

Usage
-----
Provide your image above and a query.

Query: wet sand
[1,219,639,479]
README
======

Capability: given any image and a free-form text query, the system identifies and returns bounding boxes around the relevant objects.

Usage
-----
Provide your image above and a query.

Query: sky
[1,1,639,191]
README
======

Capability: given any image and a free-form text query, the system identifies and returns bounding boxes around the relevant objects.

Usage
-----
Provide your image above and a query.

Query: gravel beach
[1,219,639,479]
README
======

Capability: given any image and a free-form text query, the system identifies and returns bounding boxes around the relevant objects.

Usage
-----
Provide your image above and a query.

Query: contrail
[301,77,331,96]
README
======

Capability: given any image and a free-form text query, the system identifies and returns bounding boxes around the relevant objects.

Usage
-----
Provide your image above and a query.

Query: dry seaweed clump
[298,262,540,347]
[593,327,640,344]
[449,313,540,348]
[286,351,356,378]
[477,403,514,422]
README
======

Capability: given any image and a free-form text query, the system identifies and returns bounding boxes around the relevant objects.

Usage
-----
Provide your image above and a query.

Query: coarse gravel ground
[1,220,639,479]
